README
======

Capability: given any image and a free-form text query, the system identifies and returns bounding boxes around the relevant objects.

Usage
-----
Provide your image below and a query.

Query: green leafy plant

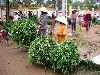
[28,37,80,74]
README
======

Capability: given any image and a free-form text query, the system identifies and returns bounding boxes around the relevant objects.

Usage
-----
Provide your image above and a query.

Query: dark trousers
[71,22,76,32]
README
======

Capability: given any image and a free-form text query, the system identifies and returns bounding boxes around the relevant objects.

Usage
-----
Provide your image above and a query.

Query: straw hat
[39,7,48,12]
[55,16,67,25]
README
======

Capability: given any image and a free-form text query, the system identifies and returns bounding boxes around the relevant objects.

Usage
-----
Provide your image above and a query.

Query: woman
[55,16,68,43]
[83,13,92,31]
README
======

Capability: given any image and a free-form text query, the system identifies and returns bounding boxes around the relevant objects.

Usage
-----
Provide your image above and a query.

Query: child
[0,30,9,47]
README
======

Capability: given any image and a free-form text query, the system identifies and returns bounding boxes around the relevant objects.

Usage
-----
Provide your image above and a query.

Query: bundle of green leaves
[28,37,80,74]
[11,19,37,48]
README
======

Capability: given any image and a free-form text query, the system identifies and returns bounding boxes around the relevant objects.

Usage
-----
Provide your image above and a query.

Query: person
[28,11,32,19]
[92,14,96,25]
[83,13,92,32]
[38,8,48,36]
[55,16,68,43]
[0,30,9,47]
[18,11,24,20]
[67,16,71,27]
[0,18,3,25]
[13,12,19,21]
[51,12,56,35]
[88,14,92,28]
[70,10,77,35]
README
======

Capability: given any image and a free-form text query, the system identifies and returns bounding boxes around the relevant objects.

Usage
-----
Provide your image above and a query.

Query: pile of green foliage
[4,16,38,48]
[28,37,80,74]
[10,19,37,48]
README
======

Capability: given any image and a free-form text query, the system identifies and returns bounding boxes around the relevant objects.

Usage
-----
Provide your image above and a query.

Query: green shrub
[11,19,37,48]
[28,37,80,74]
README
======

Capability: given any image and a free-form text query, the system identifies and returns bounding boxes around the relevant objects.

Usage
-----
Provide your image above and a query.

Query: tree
[34,0,44,6]
[52,0,56,8]
[22,0,32,7]
[56,0,62,11]
[9,0,18,8]
[67,0,72,15]
[83,0,96,10]
[6,0,9,20]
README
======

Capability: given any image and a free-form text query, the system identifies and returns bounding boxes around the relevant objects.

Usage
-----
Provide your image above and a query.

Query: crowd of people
[13,10,36,21]
[0,8,94,43]
[38,9,93,37]
[0,11,34,23]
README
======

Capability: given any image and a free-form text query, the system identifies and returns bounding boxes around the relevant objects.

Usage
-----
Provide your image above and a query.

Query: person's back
[39,14,48,29]
[38,12,48,36]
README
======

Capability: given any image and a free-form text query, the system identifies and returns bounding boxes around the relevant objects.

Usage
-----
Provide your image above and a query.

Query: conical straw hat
[55,16,67,25]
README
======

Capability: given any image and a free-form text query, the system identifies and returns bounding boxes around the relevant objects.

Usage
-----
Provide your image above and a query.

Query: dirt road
[0,43,60,75]
[79,25,100,59]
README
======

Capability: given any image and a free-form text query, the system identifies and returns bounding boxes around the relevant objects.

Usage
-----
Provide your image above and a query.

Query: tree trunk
[6,0,9,21]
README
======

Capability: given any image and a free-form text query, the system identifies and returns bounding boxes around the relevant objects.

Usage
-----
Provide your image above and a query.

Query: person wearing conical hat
[38,7,49,36]
[55,16,68,43]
